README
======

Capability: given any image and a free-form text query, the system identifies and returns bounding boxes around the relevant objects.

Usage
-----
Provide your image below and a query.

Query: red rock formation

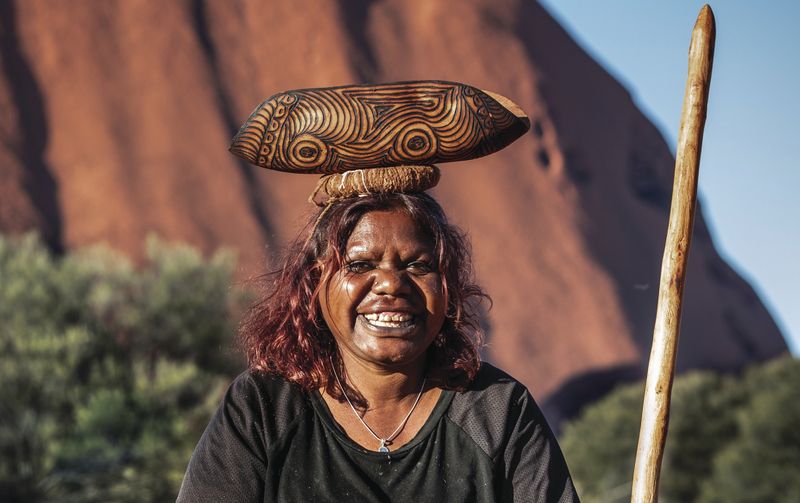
[0,0,786,420]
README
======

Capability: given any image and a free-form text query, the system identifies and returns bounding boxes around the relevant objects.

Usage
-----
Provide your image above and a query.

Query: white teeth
[362,312,414,327]
[364,312,412,322]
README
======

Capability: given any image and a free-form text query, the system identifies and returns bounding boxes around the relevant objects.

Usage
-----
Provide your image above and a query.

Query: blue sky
[540,1,799,353]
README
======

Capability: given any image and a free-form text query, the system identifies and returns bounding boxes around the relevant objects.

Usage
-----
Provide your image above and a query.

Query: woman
[178,82,579,502]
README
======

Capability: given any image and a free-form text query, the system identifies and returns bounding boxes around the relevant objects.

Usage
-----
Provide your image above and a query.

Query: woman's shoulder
[228,368,308,401]
[177,371,312,501]
[447,362,551,457]
[221,369,312,442]
[461,361,533,399]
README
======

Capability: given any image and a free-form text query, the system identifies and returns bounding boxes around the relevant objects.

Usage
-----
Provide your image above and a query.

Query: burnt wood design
[230,81,530,174]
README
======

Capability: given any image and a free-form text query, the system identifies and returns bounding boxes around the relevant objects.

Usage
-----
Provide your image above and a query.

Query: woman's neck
[336,352,427,411]
[322,350,442,451]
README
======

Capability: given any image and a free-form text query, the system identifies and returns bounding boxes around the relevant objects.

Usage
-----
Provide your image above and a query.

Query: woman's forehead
[344,210,435,252]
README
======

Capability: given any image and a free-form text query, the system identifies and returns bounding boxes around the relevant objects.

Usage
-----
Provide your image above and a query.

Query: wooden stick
[630,5,715,503]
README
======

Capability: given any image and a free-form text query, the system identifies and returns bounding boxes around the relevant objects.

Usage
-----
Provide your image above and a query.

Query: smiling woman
[177,82,580,502]
[319,209,447,369]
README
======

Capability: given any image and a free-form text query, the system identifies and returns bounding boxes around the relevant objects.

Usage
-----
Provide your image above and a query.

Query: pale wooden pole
[630,5,716,503]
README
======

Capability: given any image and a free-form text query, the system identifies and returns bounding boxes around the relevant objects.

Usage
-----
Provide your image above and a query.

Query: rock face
[0,0,787,422]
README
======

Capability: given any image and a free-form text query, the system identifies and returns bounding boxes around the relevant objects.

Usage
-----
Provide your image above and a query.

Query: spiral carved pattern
[230,81,530,174]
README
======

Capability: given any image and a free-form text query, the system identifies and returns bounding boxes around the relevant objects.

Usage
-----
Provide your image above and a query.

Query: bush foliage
[0,234,246,502]
[561,356,799,503]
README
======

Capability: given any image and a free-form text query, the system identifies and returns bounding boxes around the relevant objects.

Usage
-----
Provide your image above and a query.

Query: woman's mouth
[360,312,416,329]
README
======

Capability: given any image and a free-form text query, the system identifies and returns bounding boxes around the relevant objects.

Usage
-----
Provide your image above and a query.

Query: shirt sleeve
[177,373,268,503]
[503,387,581,502]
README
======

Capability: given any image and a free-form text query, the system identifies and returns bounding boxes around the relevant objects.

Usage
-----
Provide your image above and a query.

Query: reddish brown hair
[239,192,488,400]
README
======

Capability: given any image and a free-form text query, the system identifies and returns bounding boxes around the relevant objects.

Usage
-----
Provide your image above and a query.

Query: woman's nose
[371,267,409,296]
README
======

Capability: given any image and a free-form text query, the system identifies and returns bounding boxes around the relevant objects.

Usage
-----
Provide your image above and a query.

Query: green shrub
[697,357,800,503]
[0,234,247,502]
[560,356,798,503]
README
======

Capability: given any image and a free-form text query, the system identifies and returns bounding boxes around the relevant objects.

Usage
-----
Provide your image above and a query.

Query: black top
[177,363,579,502]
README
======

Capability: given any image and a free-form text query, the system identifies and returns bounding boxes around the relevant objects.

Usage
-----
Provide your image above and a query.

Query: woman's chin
[350,337,430,368]
[334,317,438,369]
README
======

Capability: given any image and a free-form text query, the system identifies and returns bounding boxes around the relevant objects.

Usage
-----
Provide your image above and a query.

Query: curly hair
[239,192,488,402]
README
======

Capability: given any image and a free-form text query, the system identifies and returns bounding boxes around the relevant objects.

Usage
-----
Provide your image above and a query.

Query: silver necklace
[331,364,426,453]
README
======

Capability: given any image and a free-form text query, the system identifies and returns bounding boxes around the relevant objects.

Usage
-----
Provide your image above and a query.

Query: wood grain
[631,5,716,503]
[229,81,530,174]
[630,5,716,503]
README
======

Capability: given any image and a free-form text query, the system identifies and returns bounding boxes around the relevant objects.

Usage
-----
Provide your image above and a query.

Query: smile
[360,312,417,329]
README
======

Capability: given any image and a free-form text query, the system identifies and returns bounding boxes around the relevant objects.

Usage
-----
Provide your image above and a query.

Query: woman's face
[320,209,447,369]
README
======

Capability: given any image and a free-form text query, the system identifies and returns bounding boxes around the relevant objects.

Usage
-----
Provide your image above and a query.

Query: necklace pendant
[378,440,390,453]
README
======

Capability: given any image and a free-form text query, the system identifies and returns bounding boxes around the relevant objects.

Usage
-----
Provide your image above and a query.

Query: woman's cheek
[343,275,370,306]
[424,276,446,313]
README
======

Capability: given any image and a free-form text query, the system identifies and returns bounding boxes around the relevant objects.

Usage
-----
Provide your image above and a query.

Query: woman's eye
[345,261,373,274]
[407,261,433,275]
